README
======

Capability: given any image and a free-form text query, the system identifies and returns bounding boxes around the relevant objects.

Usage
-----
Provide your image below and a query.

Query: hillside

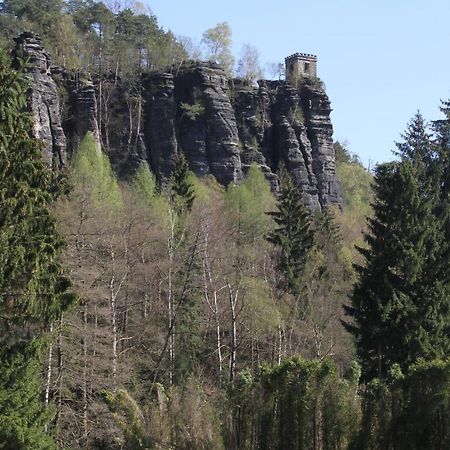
[1,2,450,450]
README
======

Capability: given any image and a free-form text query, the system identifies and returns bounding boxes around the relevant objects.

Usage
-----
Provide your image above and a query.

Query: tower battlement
[285,52,317,84]
[285,53,317,61]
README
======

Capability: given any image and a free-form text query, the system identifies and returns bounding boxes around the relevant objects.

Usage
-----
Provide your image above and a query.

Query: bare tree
[266,61,285,80]
[236,43,263,83]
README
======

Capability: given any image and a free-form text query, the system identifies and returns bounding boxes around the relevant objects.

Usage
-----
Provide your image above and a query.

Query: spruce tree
[344,113,450,381]
[266,168,314,295]
[0,50,75,448]
[168,152,199,381]
[169,152,195,216]
[432,102,450,287]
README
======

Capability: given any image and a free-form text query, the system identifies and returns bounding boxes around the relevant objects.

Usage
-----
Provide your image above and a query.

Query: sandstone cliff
[232,78,340,208]
[143,62,243,186]
[12,32,66,169]
[16,32,341,208]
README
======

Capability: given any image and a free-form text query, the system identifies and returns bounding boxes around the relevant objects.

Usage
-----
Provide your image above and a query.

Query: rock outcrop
[68,75,100,146]
[143,62,243,185]
[142,72,180,180]
[141,64,340,208]
[12,32,66,169]
[301,83,341,205]
[48,67,102,159]
[15,32,340,209]
[232,79,340,208]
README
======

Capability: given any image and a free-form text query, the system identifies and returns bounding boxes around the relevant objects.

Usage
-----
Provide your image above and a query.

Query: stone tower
[285,53,317,84]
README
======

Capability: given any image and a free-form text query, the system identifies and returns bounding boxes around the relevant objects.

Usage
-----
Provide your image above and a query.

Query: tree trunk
[202,228,223,375]
[82,302,88,445]
[228,283,239,385]
[44,323,54,408]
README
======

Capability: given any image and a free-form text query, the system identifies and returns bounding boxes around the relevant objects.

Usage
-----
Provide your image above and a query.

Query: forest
[0,1,450,449]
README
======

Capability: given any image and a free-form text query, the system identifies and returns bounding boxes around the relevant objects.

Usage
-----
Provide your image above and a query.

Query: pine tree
[344,113,450,381]
[266,168,314,295]
[0,49,75,448]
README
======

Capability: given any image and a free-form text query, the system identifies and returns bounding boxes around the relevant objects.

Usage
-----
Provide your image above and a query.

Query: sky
[144,0,450,167]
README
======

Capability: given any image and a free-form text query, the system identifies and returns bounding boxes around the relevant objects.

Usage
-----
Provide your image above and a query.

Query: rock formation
[141,64,340,208]
[16,32,341,209]
[143,62,243,185]
[232,79,340,208]
[12,32,66,169]
[67,75,100,147]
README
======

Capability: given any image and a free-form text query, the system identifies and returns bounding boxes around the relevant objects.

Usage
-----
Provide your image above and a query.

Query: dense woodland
[1,1,450,449]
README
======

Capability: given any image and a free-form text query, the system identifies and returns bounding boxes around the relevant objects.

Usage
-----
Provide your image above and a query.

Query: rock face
[143,62,243,185]
[141,64,340,208]
[301,84,341,205]
[142,72,179,180]
[52,70,101,158]
[12,32,66,169]
[16,33,340,209]
[68,76,100,146]
[232,79,341,208]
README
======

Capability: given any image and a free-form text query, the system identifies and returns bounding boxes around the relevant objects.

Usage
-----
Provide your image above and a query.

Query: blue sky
[145,0,450,166]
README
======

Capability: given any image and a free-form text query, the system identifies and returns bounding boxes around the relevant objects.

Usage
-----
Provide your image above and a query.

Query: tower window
[304,62,310,73]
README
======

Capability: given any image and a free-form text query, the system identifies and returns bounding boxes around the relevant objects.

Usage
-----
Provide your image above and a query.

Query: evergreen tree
[266,168,314,295]
[432,102,450,288]
[167,153,199,382]
[169,152,195,215]
[315,206,343,254]
[0,50,75,448]
[344,113,450,381]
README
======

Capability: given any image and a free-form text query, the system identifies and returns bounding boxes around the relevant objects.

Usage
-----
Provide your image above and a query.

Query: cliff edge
[16,32,341,209]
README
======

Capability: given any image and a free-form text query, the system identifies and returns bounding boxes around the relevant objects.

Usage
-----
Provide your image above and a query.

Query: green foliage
[180,101,205,121]
[132,161,157,206]
[229,357,361,450]
[0,340,57,450]
[335,140,372,218]
[334,141,373,272]
[344,112,450,381]
[224,164,275,244]
[167,154,201,382]
[169,153,196,216]
[297,75,325,91]
[201,21,235,76]
[336,161,372,217]
[131,161,169,224]
[173,262,203,382]
[310,76,326,90]
[0,0,188,71]
[0,49,74,448]
[242,277,280,332]
[266,167,314,295]
[71,131,123,211]
[292,105,304,124]
[103,389,152,450]
[334,141,364,166]
[352,358,450,450]
[432,101,450,289]
[186,171,213,203]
